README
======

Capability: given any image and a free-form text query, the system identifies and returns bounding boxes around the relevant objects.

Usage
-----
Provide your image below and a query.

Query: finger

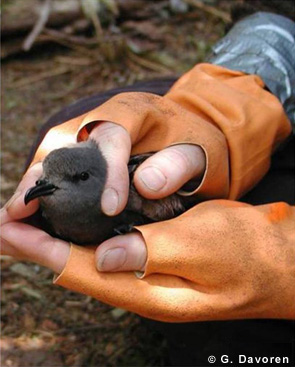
[1,163,43,224]
[134,144,206,199]
[95,232,147,272]
[0,222,70,274]
[89,122,131,216]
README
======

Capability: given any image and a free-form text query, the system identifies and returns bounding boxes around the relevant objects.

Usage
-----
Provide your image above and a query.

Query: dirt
[1,2,229,366]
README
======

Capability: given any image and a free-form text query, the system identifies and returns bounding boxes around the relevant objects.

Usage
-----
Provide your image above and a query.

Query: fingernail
[101,188,119,215]
[97,248,126,271]
[138,167,167,191]
[4,191,22,209]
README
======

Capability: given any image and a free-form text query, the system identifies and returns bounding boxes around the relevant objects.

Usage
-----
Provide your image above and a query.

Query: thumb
[95,232,147,272]
[134,144,206,199]
[1,163,43,225]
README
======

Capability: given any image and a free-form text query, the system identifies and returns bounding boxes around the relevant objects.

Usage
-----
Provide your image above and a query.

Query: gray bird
[24,140,199,245]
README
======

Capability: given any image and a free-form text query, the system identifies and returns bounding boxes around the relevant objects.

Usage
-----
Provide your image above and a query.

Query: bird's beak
[24,179,58,205]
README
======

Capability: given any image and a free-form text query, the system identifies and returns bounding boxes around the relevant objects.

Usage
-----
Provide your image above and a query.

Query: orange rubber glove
[31,63,291,200]
[55,200,295,322]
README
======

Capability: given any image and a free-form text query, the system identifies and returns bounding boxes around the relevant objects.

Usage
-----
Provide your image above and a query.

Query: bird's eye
[79,172,89,181]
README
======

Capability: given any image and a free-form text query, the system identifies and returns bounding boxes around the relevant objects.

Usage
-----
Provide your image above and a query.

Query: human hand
[89,121,206,216]
[77,88,230,215]
[0,127,205,273]
[0,88,225,273]
[95,200,295,319]
[0,163,70,274]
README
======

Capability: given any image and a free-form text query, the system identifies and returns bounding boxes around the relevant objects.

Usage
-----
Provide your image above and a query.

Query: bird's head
[24,140,107,211]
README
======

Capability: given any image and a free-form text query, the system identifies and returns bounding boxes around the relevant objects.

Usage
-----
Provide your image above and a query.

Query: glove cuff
[166,63,291,199]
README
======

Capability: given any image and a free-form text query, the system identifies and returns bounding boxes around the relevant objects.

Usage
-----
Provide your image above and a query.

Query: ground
[1,2,229,366]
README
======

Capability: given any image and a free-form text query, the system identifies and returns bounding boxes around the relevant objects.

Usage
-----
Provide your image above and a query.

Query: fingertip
[3,162,43,221]
[137,166,167,192]
[134,144,206,199]
[6,191,40,220]
[101,174,129,216]
[97,247,127,271]
[89,122,131,216]
[134,166,168,199]
[96,232,147,272]
[101,187,120,216]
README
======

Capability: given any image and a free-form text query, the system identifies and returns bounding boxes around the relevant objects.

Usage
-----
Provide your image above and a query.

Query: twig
[126,58,144,73]
[8,62,54,72]
[23,0,52,51]
[184,0,231,22]
[43,28,98,46]
[8,66,73,89]
[55,55,96,66]
[53,322,117,334]
[39,29,98,57]
[128,52,173,73]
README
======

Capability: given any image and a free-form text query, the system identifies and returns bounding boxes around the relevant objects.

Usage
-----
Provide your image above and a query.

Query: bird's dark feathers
[25,141,199,245]
[43,139,106,182]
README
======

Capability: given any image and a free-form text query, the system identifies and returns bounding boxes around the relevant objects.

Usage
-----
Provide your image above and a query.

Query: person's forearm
[208,12,295,129]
